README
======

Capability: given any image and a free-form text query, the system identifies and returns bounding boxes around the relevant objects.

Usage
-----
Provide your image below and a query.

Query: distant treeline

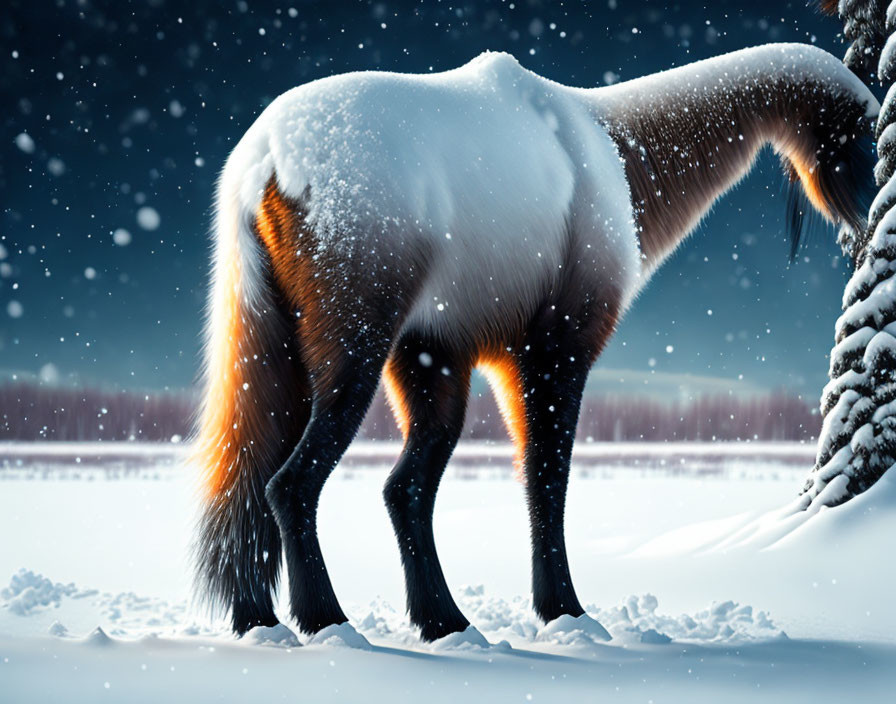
[0,383,195,442]
[0,382,819,443]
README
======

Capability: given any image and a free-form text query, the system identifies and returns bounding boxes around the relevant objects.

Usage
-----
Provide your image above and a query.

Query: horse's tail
[191,154,310,634]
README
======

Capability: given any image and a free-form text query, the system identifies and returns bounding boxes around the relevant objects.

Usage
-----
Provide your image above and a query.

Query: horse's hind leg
[265,332,390,634]
[255,178,403,634]
[382,333,473,641]
[517,300,617,624]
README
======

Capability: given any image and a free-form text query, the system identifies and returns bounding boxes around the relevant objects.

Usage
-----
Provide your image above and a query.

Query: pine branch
[803,0,896,507]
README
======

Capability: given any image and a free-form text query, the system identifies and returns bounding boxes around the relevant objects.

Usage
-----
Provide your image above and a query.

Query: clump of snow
[639,628,673,644]
[459,585,779,645]
[880,31,896,82]
[2,565,781,655]
[429,625,495,651]
[306,622,371,650]
[536,614,612,645]
[593,594,784,644]
[350,583,781,650]
[244,623,300,648]
[47,620,68,637]
[1,569,82,615]
[537,613,612,646]
[83,626,114,647]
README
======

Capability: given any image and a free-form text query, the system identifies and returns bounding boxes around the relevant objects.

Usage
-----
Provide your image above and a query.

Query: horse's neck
[592,75,785,270]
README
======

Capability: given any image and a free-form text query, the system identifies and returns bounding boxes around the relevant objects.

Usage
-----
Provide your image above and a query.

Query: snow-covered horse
[194,44,876,640]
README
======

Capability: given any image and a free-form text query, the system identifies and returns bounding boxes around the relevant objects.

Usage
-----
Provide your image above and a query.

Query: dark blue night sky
[0,0,867,401]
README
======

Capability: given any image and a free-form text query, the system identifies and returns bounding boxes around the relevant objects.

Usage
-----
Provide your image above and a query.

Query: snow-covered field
[1,442,894,702]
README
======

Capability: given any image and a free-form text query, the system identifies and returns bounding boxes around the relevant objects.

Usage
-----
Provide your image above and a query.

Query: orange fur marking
[477,350,527,477]
[382,360,411,440]
[255,183,303,298]
[381,344,528,475]
[255,179,348,391]
[197,179,313,498]
[791,156,833,220]
[195,231,248,498]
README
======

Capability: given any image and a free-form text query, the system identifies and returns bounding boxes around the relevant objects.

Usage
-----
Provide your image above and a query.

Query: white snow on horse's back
[597,42,878,117]
[226,47,641,338]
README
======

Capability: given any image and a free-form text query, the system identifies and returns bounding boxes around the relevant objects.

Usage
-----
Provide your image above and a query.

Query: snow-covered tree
[802,0,896,507]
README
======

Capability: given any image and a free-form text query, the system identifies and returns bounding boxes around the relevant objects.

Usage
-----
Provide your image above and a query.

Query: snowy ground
[1,442,895,702]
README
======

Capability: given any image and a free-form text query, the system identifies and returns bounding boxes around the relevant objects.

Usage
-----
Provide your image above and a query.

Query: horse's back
[237,53,638,345]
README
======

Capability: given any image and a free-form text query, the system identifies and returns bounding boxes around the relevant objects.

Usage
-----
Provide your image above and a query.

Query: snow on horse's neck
[591,45,872,271]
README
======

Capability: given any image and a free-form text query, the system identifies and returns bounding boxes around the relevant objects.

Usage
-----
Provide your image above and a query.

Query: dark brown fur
[601,69,872,266]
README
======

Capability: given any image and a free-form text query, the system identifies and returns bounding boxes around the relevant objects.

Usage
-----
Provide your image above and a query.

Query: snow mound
[591,594,784,644]
[638,628,673,644]
[47,620,68,637]
[306,622,372,650]
[647,462,896,554]
[429,625,496,651]
[447,587,781,646]
[347,584,782,649]
[1,566,785,651]
[244,623,300,648]
[537,613,612,646]
[1,569,86,615]
[83,626,114,647]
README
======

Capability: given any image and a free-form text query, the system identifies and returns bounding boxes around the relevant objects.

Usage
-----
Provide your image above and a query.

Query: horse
[192,44,876,641]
